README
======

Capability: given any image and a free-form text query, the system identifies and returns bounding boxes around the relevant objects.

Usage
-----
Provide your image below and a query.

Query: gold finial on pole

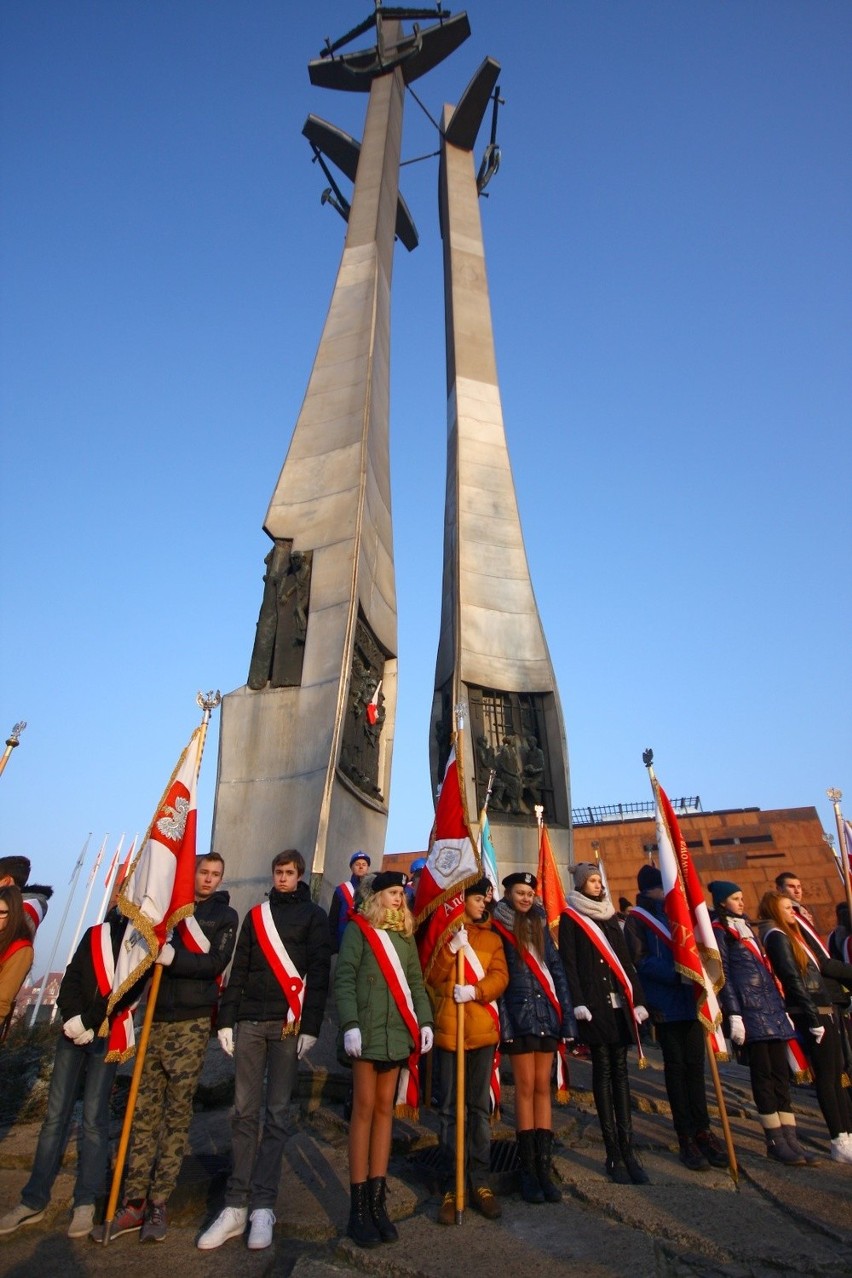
[0,721,26,779]
[827,788,852,929]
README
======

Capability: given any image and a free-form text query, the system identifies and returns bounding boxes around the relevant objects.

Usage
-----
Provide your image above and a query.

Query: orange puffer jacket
[428,916,509,1051]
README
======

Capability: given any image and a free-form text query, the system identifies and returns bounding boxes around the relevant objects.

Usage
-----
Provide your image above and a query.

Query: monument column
[433,75,573,873]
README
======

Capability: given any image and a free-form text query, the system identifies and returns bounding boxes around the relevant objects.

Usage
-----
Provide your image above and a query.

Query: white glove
[447,926,469,955]
[453,984,476,1004]
[420,1026,434,1053]
[156,943,175,967]
[63,1014,86,1041]
[633,1005,649,1025]
[810,1025,826,1045]
[574,1005,593,1022]
[73,1028,95,1046]
[218,1028,234,1057]
[728,1015,746,1046]
[297,1033,317,1060]
[344,1028,362,1058]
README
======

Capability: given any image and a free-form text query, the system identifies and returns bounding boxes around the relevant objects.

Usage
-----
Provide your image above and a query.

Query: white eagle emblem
[434,843,462,879]
[156,796,190,842]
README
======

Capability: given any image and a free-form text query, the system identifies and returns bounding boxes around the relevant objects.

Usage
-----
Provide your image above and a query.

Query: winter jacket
[154,890,238,1023]
[763,927,832,1031]
[334,920,432,1063]
[0,941,32,1021]
[428,915,509,1052]
[711,913,791,1042]
[493,900,575,1043]
[328,879,357,953]
[793,911,852,1009]
[558,908,645,1048]
[219,882,331,1037]
[56,912,138,1032]
[624,895,696,1024]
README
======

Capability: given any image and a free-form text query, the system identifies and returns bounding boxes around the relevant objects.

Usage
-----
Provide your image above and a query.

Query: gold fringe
[490,1105,501,1125]
[555,1088,570,1105]
[394,1104,420,1121]
[715,1049,730,1064]
[638,1056,648,1070]
[794,1067,813,1085]
[842,1072,851,1089]
[104,1044,136,1065]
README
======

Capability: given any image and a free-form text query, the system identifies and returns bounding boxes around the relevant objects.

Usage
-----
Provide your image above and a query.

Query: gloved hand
[156,942,175,967]
[73,1028,95,1046]
[63,1014,86,1041]
[574,1005,592,1022]
[344,1028,362,1058]
[420,1026,434,1054]
[810,1025,826,1045]
[728,1015,746,1046]
[447,926,469,955]
[218,1028,234,1057]
[297,1033,317,1060]
[633,1005,649,1025]
[453,984,476,1004]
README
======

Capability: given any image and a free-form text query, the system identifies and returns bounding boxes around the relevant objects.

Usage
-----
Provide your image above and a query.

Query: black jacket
[763,926,833,1029]
[493,901,575,1042]
[57,912,138,1032]
[154,890,238,1023]
[559,909,645,1047]
[218,882,331,1037]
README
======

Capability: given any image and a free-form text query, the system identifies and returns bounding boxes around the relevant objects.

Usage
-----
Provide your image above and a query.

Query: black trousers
[655,1019,710,1139]
[794,1013,852,1140]
[746,1038,791,1116]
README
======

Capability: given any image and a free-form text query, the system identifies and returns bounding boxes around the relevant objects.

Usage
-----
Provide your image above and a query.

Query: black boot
[534,1129,562,1202]
[516,1130,545,1203]
[778,1125,818,1165]
[765,1130,805,1166]
[347,1183,382,1248]
[613,1047,649,1184]
[592,1047,631,1184]
[367,1177,398,1243]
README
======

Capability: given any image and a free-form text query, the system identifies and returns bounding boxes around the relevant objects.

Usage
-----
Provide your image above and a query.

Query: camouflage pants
[124,1015,209,1202]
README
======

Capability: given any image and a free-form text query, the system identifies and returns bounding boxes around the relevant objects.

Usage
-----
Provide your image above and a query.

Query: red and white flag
[537,817,568,939]
[102,725,204,1059]
[414,741,480,981]
[365,679,382,726]
[649,767,726,1052]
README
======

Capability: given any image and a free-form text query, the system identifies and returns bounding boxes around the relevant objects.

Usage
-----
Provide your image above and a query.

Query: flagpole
[643,749,738,1185]
[51,833,108,1023]
[454,702,467,1225]
[827,789,852,928]
[0,721,26,779]
[101,691,220,1244]
[28,833,91,1029]
[95,834,124,925]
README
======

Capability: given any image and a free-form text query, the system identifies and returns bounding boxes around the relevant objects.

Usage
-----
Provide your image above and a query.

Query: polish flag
[366,679,382,725]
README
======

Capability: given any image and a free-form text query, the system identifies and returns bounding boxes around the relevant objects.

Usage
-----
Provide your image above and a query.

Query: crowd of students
[1,850,851,1255]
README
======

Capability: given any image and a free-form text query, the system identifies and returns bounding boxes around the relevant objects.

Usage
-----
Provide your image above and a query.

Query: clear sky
[2,2,850,976]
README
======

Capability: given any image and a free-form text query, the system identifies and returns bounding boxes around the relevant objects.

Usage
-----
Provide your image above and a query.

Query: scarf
[566,889,615,922]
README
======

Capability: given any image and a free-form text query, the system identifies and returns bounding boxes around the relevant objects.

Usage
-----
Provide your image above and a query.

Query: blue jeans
[22,1032,117,1209]
[226,1020,298,1210]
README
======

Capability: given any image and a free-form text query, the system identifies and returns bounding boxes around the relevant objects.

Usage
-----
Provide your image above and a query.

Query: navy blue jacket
[713,913,791,1042]
[493,901,575,1042]
[624,895,696,1024]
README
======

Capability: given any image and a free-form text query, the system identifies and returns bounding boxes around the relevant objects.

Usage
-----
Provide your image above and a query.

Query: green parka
[335,920,433,1063]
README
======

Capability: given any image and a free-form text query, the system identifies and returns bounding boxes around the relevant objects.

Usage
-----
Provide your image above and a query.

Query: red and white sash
[461,940,502,1115]
[492,918,564,1027]
[351,913,422,1117]
[22,895,46,933]
[251,902,305,1036]
[563,907,645,1063]
[713,919,810,1079]
[338,882,355,908]
[796,916,832,964]
[176,914,210,954]
[90,923,137,1058]
[630,904,673,947]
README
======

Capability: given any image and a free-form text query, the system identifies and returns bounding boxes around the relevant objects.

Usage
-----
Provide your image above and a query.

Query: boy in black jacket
[197,848,330,1253]
[103,853,238,1243]
[0,908,132,1239]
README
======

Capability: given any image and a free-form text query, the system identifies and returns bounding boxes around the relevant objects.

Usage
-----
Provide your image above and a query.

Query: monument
[211,7,472,916]
[430,64,573,872]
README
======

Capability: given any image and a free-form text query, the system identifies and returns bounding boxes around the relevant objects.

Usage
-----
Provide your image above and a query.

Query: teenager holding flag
[492,871,574,1204]
[335,871,433,1249]
[427,877,508,1225]
[559,863,650,1185]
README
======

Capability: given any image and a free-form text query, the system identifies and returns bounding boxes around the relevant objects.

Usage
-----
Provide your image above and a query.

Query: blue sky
[2,2,850,974]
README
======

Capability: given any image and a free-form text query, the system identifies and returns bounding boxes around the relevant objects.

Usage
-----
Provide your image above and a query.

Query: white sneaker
[196,1205,247,1250]
[67,1203,95,1238]
[0,1202,46,1235]
[830,1136,852,1164]
[247,1207,275,1250]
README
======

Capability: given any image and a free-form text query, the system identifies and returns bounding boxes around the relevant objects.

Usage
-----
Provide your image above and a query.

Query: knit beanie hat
[708,880,741,908]
[572,862,600,891]
[637,864,663,892]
